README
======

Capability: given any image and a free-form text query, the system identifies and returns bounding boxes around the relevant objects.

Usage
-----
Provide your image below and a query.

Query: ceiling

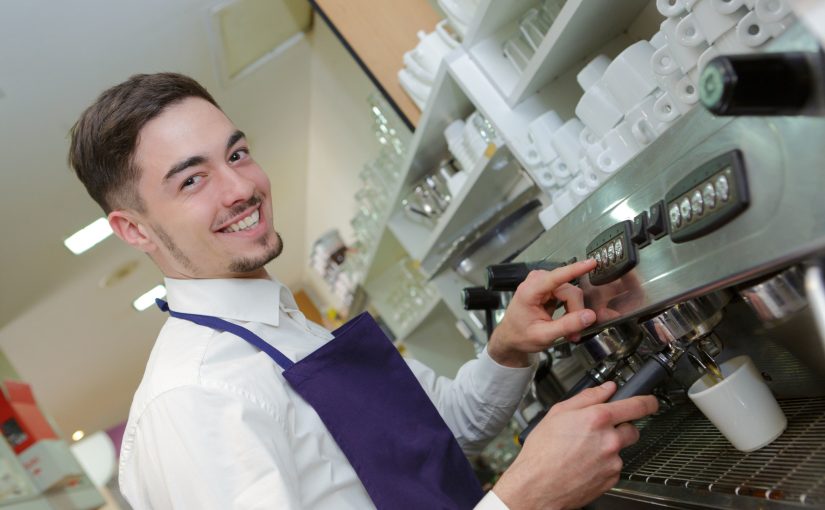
[0,0,324,438]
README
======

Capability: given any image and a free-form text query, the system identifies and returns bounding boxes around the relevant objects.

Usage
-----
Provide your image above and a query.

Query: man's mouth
[220,208,260,233]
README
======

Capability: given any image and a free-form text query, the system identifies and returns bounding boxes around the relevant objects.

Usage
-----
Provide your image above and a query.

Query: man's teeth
[223,209,260,233]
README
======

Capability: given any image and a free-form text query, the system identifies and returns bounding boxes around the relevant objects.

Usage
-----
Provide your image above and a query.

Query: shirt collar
[163,276,296,327]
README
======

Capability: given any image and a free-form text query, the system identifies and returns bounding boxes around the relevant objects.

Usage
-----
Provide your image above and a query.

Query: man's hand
[493,382,658,510]
[487,259,598,367]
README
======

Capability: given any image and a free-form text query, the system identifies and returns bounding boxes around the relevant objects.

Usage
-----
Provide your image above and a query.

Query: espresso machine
[511,21,825,510]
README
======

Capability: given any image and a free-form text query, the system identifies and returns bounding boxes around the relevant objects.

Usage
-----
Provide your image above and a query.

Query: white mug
[690,0,748,44]
[660,18,708,73]
[596,121,642,175]
[688,355,787,452]
[675,14,707,47]
[550,118,585,175]
[577,54,612,91]
[574,79,623,137]
[656,0,688,18]
[527,111,563,165]
[754,0,790,22]
[602,41,659,114]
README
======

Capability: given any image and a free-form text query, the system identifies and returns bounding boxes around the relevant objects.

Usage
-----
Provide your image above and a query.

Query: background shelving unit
[352,0,668,377]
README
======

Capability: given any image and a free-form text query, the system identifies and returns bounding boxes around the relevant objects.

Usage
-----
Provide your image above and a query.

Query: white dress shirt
[118,277,534,509]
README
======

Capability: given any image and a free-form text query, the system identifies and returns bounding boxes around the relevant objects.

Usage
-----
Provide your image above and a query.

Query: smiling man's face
[118,96,282,279]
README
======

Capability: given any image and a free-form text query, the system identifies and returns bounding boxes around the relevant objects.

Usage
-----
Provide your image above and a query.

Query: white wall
[0,0,313,439]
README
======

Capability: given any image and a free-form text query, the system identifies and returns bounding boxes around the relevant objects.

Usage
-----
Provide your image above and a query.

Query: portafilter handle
[608,355,672,402]
[487,260,569,292]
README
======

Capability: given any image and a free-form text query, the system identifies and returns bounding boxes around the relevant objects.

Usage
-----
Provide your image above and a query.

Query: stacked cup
[398,19,461,110]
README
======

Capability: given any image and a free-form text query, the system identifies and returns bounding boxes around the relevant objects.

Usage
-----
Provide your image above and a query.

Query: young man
[70,73,657,509]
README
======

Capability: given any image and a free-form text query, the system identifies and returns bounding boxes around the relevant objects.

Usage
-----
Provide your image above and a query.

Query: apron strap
[155,299,295,370]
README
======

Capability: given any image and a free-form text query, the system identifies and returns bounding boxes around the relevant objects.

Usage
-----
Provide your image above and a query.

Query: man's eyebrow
[161,131,245,184]
[227,130,246,151]
[163,155,207,184]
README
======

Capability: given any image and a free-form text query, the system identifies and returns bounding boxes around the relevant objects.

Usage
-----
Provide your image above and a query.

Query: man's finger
[554,381,616,412]
[529,308,596,343]
[615,422,641,448]
[554,283,584,314]
[604,395,659,425]
[520,259,597,303]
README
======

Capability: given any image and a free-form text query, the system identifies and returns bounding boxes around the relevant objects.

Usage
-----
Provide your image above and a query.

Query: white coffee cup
[575,79,623,137]
[577,54,612,91]
[688,355,787,452]
[657,0,688,18]
[691,0,747,44]
[602,41,659,114]
[550,118,585,175]
[527,111,563,165]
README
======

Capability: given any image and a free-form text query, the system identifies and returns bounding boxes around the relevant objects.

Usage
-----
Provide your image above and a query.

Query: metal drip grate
[620,397,825,507]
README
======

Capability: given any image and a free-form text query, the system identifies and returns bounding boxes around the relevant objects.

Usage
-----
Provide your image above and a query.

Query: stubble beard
[228,231,284,273]
[153,224,283,277]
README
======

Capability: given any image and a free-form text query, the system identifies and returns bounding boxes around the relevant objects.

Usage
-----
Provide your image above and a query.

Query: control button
[594,252,602,270]
[716,175,730,202]
[586,220,638,286]
[669,204,682,228]
[691,190,704,216]
[647,201,667,239]
[631,212,650,247]
[703,182,717,209]
[680,197,692,222]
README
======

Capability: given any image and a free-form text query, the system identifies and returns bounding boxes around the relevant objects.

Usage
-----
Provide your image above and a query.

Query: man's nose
[218,166,255,207]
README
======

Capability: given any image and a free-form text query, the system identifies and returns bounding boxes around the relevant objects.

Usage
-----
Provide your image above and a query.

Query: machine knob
[700,52,819,116]
[486,260,567,291]
[462,287,502,310]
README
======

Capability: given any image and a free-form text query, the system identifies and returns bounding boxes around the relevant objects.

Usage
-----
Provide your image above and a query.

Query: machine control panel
[586,221,638,285]
[665,150,749,242]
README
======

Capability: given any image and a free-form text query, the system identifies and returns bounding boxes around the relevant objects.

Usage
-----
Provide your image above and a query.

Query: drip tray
[614,397,825,509]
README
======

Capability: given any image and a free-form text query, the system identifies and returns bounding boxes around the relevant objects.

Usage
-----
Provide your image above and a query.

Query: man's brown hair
[69,72,219,214]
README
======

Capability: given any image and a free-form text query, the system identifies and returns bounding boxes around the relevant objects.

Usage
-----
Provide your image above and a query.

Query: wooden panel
[294,289,324,325]
[312,0,442,128]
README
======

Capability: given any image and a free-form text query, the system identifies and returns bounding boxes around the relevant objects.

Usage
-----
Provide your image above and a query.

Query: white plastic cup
[577,54,612,91]
[575,79,623,137]
[688,355,787,452]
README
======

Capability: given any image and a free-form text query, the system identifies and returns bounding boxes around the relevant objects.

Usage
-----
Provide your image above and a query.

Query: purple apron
[156,300,484,509]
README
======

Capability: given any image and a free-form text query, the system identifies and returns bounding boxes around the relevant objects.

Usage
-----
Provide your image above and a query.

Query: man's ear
[108,211,156,253]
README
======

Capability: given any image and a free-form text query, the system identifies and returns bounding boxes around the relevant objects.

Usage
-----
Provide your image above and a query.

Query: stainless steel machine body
[517,24,825,510]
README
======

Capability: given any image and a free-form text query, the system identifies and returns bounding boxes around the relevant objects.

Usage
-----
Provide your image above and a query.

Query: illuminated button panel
[665,150,749,243]
[586,220,638,286]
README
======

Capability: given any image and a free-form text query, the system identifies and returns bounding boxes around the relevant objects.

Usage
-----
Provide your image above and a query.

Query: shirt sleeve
[406,347,537,456]
[119,384,302,510]
[475,490,510,510]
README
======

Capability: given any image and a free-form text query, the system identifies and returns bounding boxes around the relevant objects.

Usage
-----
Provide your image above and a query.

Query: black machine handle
[700,52,820,116]
[608,357,671,402]
[462,287,503,310]
[487,260,568,291]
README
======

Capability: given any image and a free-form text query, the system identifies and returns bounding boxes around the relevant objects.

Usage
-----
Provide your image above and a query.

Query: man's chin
[228,232,283,274]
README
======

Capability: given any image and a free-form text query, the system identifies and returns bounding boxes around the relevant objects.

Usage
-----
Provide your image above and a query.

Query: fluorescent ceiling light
[133,285,167,312]
[64,217,113,255]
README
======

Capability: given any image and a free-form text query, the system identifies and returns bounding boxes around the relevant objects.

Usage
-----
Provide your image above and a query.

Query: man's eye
[229,148,249,162]
[181,175,203,189]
